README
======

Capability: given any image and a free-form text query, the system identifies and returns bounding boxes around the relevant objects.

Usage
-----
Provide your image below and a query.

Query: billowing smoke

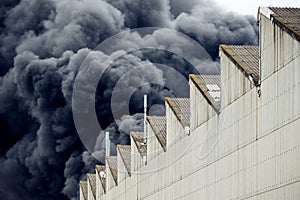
[174,2,258,56]
[0,0,258,199]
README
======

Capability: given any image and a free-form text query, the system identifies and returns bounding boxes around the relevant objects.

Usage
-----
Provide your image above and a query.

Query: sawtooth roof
[165,98,190,127]
[86,174,96,200]
[79,181,88,200]
[190,74,221,113]
[95,165,106,194]
[269,7,300,42]
[106,156,118,185]
[220,45,260,86]
[147,116,167,151]
[117,145,131,176]
[130,132,147,157]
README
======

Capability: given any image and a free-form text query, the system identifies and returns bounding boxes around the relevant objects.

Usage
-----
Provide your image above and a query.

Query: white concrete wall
[259,14,300,137]
[257,12,300,198]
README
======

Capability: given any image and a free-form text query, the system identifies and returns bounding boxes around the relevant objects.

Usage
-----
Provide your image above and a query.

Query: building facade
[79,7,300,200]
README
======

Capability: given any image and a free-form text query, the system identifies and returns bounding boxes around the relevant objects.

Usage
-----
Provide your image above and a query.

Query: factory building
[79,7,300,200]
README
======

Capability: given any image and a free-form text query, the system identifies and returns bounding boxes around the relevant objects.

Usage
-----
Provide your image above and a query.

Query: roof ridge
[117,144,131,147]
[147,115,166,118]
[225,45,259,47]
[269,6,300,9]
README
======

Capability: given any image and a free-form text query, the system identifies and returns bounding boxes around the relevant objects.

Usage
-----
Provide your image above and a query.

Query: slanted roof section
[117,145,131,176]
[131,132,147,157]
[95,165,106,194]
[80,181,88,200]
[86,174,96,200]
[165,98,190,127]
[220,45,260,86]
[190,74,221,113]
[269,7,300,42]
[106,156,118,185]
[147,116,167,151]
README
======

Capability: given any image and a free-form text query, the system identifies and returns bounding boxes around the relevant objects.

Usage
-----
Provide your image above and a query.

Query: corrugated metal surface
[220,45,260,85]
[95,165,106,193]
[87,174,96,200]
[269,7,300,41]
[190,74,221,113]
[80,181,88,200]
[166,98,190,127]
[147,116,167,151]
[131,132,147,156]
[117,145,131,175]
[106,156,118,185]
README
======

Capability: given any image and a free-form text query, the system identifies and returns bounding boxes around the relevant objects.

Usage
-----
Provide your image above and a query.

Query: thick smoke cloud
[173,1,258,56]
[0,0,258,199]
[16,0,124,58]
[104,0,172,28]
[0,0,55,75]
